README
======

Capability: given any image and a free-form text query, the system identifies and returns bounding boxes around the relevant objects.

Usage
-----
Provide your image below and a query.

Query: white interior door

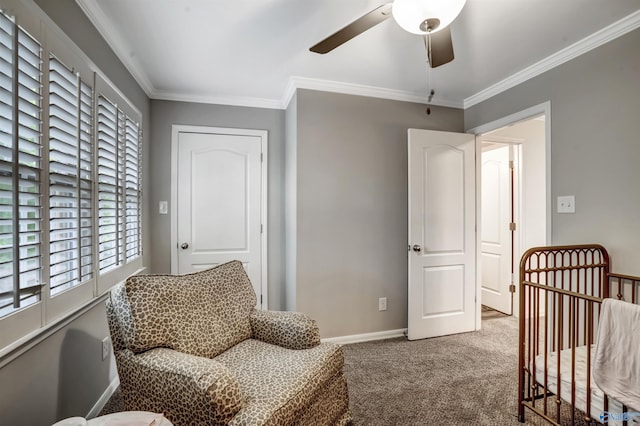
[481,144,513,314]
[173,127,266,305]
[408,129,476,340]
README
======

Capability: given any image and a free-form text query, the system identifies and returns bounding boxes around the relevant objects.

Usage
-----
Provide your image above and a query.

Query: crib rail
[609,273,640,304]
[518,244,610,425]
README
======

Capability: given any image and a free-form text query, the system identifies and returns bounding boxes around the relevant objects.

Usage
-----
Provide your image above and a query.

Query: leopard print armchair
[106,260,352,425]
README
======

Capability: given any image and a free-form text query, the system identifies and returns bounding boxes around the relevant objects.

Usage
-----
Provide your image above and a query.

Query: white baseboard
[321,328,407,345]
[87,375,120,419]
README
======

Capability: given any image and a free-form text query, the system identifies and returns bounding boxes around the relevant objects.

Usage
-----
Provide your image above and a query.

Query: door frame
[170,125,269,308]
[468,101,552,324]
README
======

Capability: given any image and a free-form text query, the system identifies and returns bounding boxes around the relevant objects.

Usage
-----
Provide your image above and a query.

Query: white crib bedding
[533,345,624,423]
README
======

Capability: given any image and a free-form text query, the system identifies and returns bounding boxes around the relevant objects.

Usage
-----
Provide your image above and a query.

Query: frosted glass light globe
[392,0,467,35]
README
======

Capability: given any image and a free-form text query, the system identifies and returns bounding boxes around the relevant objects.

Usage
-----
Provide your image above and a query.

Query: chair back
[108,261,257,358]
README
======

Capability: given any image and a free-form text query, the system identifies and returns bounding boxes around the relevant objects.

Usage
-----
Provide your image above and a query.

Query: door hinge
[509,284,516,293]
[260,153,263,162]
[260,294,263,305]
[261,224,263,234]
[509,160,514,169]
[509,222,516,231]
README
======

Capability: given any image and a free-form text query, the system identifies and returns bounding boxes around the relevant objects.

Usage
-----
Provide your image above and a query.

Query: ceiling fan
[310,0,467,68]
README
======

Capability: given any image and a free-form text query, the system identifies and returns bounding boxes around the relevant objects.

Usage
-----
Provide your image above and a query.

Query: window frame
[0,1,145,357]
[44,50,96,324]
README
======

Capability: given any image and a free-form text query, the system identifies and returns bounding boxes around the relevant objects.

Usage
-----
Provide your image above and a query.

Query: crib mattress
[533,345,624,423]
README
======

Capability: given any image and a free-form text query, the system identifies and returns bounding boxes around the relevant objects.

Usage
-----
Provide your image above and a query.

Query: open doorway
[474,111,549,319]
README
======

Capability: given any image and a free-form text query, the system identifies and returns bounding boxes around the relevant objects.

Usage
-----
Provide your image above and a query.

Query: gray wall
[291,89,464,338]
[0,303,115,425]
[465,28,640,275]
[0,1,150,424]
[148,100,287,309]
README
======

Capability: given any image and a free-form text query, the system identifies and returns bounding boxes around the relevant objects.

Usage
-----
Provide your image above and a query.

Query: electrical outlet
[102,336,111,361]
[378,297,387,311]
[557,195,575,213]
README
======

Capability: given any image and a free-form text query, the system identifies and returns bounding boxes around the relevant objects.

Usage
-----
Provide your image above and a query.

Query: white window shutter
[0,13,43,316]
[48,56,93,295]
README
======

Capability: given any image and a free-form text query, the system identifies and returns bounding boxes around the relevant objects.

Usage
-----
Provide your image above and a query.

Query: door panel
[421,265,465,316]
[422,145,464,252]
[192,148,249,252]
[408,129,476,340]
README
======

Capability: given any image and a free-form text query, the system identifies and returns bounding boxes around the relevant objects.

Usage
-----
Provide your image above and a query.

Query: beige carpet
[342,315,588,425]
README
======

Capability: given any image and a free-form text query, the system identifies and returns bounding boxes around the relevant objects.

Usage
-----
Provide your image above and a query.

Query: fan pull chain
[424,34,434,115]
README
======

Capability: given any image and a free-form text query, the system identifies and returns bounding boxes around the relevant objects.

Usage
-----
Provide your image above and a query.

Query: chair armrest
[250,309,321,350]
[117,347,243,424]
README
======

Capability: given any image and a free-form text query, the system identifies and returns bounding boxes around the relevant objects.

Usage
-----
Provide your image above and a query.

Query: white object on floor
[87,411,172,426]
[594,298,640,412]
[52,417,87,426]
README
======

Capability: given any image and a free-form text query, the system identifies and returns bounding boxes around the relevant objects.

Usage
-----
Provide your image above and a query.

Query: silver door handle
[412,244,421,253]
[181,243,189,250]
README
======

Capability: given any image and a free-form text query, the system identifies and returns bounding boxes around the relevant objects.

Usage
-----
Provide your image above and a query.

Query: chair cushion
[216,339,345,425]
[123,261,256,358]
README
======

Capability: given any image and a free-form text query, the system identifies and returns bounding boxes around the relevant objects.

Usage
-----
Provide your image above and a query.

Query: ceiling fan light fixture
[392,0,467,35]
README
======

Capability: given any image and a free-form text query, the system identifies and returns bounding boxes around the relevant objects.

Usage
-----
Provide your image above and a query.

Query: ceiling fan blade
[426,27,455,68]
[310,3,393,54]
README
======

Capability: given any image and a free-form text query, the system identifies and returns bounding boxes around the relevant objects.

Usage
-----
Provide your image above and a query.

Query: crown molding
[281,78,298,109]
[464,9,640,109]
[284,76,463,110]
[153,76,466,111]
[75,0,155,96]
[151,90,283,110]
[76,1,640,112]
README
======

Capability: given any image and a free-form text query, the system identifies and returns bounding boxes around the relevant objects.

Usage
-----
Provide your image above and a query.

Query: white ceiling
[76,0,640,109]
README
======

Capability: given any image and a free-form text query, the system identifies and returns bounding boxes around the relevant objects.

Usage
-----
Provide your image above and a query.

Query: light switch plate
[159,201,168,215]
[378,297,387,311]
[557,195,575,213]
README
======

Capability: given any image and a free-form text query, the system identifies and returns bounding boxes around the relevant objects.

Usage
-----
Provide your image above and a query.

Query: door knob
[181,243,189,250]
[412,244,422,253]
